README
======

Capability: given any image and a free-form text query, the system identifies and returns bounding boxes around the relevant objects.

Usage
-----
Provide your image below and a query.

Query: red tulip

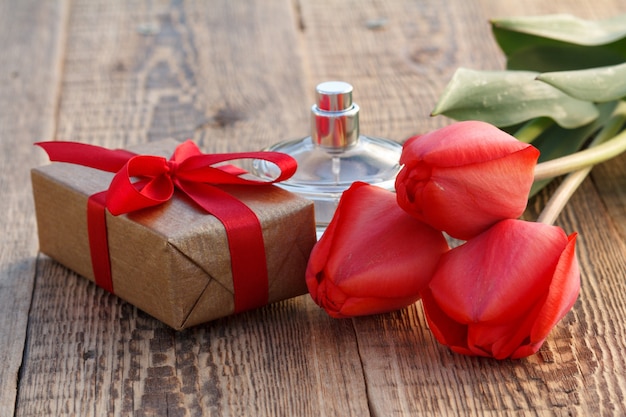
[306,182,449,318]
[421,219,580,359]
[395,121,540,240]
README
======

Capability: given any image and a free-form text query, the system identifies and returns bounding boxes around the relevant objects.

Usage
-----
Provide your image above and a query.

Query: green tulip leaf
[502,42,626,72]
[491,14,626,72]
[536,63,626,102]
[492,13,626,47]
[431,68,599,128]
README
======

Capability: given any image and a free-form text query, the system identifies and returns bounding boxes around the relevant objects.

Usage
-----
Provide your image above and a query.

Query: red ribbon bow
[36,140,298,313]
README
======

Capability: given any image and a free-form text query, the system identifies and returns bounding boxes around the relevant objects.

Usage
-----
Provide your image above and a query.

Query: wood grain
[15,1,369,416]
[4,0,626,416]
[19,259,370,416]
[298,0,626,415]
[0,0,68,415]
[350,178,626,416]
[592,152,626,242]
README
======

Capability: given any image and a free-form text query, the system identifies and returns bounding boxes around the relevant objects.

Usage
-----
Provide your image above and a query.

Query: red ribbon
[36,140,298,313]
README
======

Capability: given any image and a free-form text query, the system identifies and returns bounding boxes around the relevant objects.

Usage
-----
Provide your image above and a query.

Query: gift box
[31,139,316,330]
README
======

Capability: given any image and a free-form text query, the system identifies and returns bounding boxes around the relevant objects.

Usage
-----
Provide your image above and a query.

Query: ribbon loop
[107,155,174,215]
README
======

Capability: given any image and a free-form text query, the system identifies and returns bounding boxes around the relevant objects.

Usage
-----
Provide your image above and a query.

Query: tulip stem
[535,104,626,225]
[533,109,626,181]
[536,166,592,225]
[514,117,554,144]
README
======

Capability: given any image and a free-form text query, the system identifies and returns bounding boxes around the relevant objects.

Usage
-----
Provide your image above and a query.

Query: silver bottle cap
[311,81,360,150]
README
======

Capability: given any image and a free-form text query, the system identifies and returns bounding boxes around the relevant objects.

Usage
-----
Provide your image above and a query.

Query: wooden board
[0,0,69,415]
[4,0,626,416]
[297,1,626,415]
[14,1,369,415]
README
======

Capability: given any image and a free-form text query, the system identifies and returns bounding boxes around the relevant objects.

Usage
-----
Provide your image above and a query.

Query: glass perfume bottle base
[252,135,402,237]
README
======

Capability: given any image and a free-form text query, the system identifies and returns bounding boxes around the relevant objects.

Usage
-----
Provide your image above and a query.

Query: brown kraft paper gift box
[31,139,317,330]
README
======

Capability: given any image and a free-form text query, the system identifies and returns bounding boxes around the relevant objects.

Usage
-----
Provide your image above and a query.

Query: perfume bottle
[252,81,403,237]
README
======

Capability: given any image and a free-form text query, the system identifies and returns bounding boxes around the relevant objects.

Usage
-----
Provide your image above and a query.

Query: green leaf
[492,13,626,46]
[491,14,626,72]
[528,101,618,196]
[537,62,626,102]
[511,117,555,143]
[502,42,626,72]
[431,68,599,128]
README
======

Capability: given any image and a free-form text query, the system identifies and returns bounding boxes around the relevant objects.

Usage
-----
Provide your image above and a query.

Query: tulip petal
[529,233,580,343]
[417,147,538,239]
[429,220,568,324]
[339,295,425,318]
[421,288,473,355]
[510,342,545,359]
[306,182,449,318]
[499,235,579,360]
[424,285,548,359]
[396,121,540,239]
[322,183,447,298]
[467,298,544,359]
[422,219,578,359]
[400,121,533,167]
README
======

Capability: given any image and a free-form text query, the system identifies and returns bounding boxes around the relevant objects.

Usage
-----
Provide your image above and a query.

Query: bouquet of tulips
[305,13,626,360]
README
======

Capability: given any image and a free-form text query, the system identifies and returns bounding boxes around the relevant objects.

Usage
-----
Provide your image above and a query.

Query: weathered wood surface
[0,0,69,415]
[1,0,625,416]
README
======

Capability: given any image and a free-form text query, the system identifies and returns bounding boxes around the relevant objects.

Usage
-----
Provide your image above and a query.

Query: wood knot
[211,107,245,128]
